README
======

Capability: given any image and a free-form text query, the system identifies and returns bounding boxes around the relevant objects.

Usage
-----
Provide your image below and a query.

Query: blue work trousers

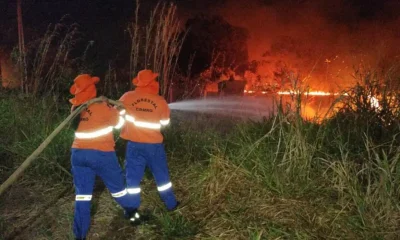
[125,141,177,210]
[71,149,135,239]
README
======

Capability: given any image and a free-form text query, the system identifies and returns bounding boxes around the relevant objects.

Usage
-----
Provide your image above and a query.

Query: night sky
[1,0,399,89]
[2,0,398,47]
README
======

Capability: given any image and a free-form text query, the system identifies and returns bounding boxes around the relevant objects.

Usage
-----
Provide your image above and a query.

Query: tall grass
[162,68,400,238]
[6,16,94,98]
[1,67,400,239]
[103,61,119,98]
[127,1,186,98]
[27,16,82,97]
[0,93,73,184]
[326,136,400,233]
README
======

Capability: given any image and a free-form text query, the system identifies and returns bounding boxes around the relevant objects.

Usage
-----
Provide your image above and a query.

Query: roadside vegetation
[1,69,400,239]
[1,0,400,239]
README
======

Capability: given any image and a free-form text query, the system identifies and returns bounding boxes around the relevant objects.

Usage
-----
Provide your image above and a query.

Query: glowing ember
[369,95,380,109]
[243,89,348,96]
[244,90,255,94]
[277,91,348,96]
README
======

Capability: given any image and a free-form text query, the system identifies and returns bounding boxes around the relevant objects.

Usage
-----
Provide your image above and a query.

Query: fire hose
[0,97,123,196]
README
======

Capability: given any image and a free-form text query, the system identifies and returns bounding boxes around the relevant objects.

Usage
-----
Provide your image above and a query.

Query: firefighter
[119,69,179,224]
[69,74,136,240]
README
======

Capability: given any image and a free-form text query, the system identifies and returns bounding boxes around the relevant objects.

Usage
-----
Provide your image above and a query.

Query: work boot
[168,201,181,211]
[130,210,142,226]
[124,209,142,226]
[123,209,132,220]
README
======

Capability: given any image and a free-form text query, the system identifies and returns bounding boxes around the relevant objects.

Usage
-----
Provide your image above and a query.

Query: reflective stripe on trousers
[157,182,172,191]
[111,189,128,198]
[125,141,177,210]
[75,195,92,201]
[127,187,141,194]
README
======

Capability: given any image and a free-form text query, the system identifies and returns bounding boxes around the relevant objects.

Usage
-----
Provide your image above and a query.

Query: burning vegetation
[2,1,400,239]
[178,0,400,97]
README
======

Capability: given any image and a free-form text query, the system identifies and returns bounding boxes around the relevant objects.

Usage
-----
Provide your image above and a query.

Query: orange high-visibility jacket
[119,90,170,143]
[72,102,124,151]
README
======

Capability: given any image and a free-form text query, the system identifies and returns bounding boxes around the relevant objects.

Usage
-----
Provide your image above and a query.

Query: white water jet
[168,96,277,120]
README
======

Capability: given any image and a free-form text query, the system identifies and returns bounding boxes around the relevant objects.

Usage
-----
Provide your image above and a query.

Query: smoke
[180,0,400,90]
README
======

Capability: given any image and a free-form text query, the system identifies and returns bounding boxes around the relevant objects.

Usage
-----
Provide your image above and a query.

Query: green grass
[156,212,199,239]
[0,93,73,184]
[1,87,400,239]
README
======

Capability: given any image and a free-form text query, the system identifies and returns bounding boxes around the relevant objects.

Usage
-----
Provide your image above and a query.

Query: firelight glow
[243,90,348,96]
[244,90,348,96]
[277,91,348,96]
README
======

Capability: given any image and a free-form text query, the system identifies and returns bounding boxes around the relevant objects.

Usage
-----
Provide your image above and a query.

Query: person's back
[119,69,179,218]
[73,101,119,151]
[69,74,135,240]
[119,90,169,144]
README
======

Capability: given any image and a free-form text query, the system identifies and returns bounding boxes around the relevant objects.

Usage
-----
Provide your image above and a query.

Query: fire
[368,95,380,110]
[244,89,348,96]
[277,91,348,96]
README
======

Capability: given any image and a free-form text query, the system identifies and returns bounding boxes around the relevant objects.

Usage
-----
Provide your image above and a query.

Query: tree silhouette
[179,15,249,76]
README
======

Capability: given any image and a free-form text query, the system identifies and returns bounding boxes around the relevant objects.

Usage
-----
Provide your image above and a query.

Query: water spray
[168,96,277,120]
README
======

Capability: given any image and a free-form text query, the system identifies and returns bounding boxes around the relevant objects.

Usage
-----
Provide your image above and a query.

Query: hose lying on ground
[0,97,123,196]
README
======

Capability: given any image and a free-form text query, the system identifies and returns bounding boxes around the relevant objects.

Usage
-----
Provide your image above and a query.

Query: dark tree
[179,15,249,76]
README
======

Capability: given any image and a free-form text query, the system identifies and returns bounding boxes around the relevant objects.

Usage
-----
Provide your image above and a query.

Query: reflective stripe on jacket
[119,91,170,143]
[72,102,124,151]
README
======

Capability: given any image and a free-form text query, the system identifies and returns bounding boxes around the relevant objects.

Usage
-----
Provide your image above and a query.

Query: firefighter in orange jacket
[69,74,136,239]
[119,69,179,223]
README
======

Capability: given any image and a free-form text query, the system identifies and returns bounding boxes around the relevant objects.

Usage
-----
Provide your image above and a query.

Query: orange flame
[244,90,348,96]
[277,91,348,96]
